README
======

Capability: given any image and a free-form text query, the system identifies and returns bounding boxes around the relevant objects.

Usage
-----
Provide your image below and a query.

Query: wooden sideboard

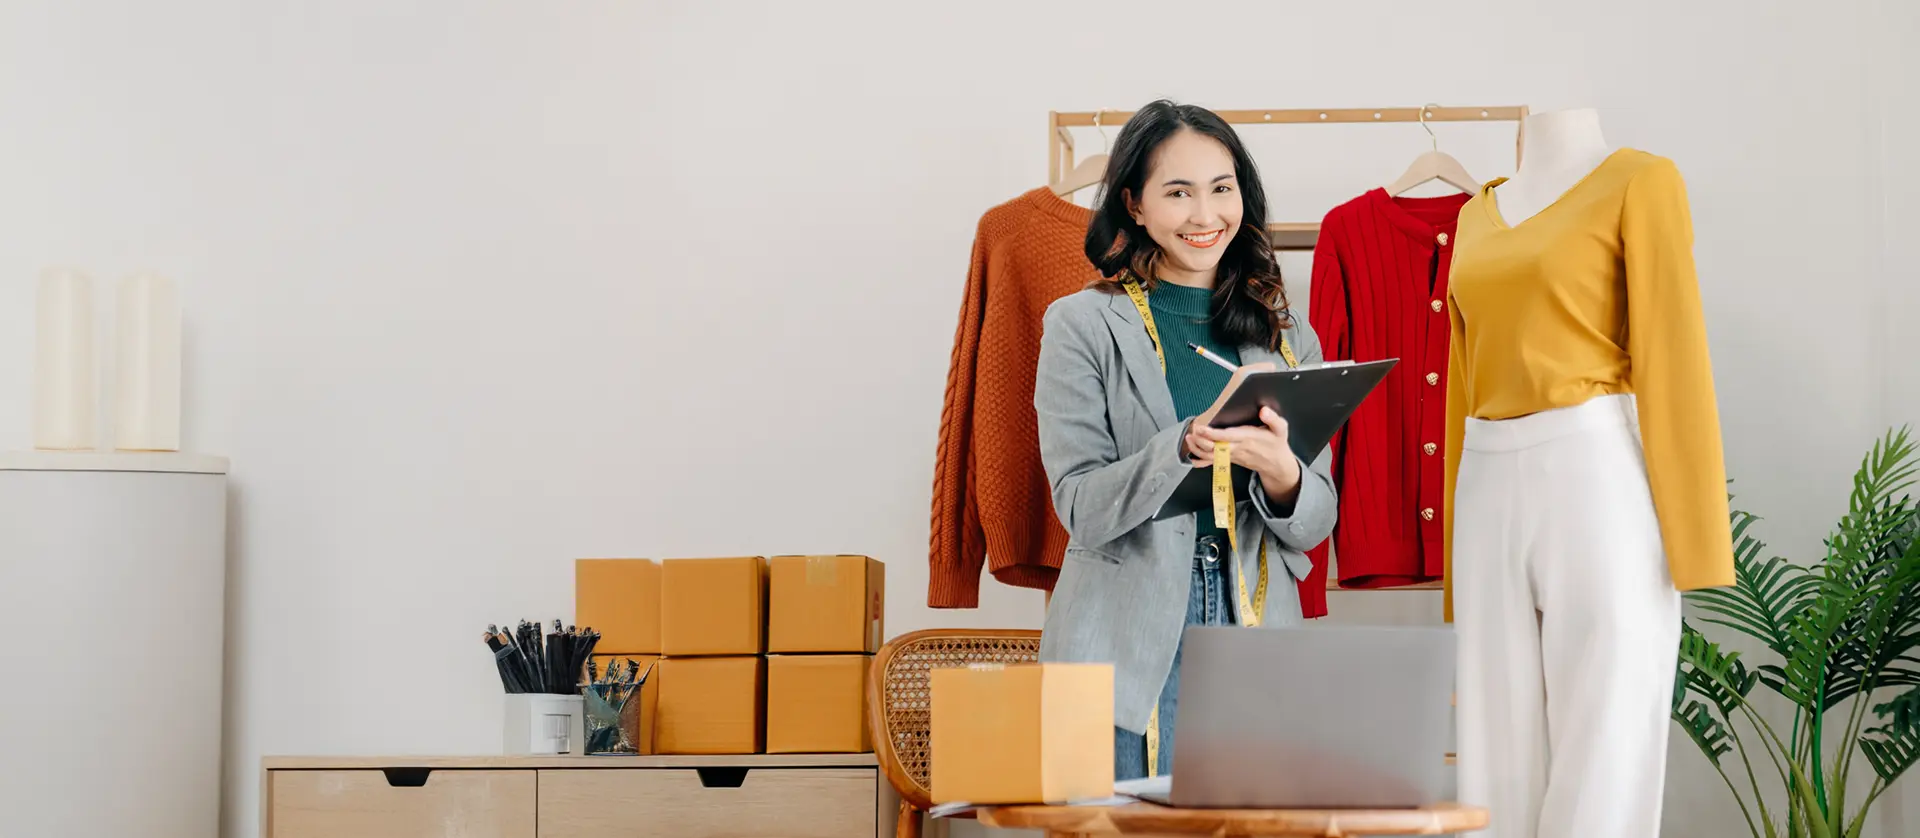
[262,754,898,838]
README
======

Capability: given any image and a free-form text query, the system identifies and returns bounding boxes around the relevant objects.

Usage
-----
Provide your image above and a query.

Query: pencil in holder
[582,659,654,755]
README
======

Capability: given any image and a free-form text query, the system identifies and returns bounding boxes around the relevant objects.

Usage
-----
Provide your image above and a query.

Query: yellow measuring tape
[1122,277,1296,777]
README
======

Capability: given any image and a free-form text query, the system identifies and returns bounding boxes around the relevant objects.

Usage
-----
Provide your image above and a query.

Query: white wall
[1869,0,1920,831]
[1876,0,1920,426]
[0,2,1912,837]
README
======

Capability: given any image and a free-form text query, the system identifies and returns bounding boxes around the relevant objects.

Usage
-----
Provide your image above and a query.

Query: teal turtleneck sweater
[1148,281,1240,538]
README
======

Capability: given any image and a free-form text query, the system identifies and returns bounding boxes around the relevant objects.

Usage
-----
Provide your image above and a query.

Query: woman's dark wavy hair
[1083,100,1293,347]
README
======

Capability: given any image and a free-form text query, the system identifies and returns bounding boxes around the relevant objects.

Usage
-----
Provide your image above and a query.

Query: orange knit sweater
[928,187,1096,607]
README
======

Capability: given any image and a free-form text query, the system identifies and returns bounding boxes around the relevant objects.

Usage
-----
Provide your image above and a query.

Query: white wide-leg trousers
[1454,394,1682,838]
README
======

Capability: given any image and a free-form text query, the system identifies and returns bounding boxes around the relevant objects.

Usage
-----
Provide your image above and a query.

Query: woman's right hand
[1183,422,1215,465]
[1184,361,1276,463]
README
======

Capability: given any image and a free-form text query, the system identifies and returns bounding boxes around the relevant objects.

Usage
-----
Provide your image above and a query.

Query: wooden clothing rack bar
[1048,105,1530,251]
[1052,106,1530,130]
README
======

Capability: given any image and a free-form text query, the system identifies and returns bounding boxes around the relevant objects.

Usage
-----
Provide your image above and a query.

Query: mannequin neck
[1493,108,1615,226]
[1516,108,1610,179]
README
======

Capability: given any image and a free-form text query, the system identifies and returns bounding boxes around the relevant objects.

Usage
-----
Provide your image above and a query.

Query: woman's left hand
[1192,406,1302,503]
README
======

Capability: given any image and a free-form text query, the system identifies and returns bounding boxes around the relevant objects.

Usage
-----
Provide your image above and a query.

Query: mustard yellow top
[1442,148,1735,619]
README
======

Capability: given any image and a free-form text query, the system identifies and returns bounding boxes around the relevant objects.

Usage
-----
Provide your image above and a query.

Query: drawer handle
[382,768,433,788]
[696,767,749,788]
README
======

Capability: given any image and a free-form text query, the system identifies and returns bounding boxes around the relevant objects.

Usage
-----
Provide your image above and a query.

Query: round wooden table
[975,801,1488,837]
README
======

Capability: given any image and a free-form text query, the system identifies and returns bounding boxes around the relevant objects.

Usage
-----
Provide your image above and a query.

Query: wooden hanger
[1384,104,1480,196]
[1050,110,1111,196]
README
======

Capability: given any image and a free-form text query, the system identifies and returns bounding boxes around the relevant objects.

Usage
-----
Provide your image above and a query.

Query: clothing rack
[1047,105,1530,252]
[1048,104,1531,591]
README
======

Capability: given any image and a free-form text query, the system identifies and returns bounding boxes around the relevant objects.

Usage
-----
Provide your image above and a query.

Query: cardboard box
[766,655,871,754]
[585,654,661,755]
[656,656,765,754]
[575,559,662,654]
[661,557,767,656]
[929,663,1113,805]
[768,555,885,654]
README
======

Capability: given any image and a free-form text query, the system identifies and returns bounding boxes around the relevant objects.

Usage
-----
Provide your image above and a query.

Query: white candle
[33,268,97,450]
[114,273,182,452]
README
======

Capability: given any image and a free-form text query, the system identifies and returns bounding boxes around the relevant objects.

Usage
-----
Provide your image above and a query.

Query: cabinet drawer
[538,767,877,838]
[268,769,535,838]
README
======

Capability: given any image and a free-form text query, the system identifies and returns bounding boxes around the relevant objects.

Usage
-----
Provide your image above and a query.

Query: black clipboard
[1154,358,1399,520]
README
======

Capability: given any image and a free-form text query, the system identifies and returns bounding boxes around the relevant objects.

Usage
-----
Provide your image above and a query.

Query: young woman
[1033,100,1337,780]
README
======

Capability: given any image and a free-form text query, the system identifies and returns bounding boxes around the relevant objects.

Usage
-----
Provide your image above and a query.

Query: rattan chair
[865,627,1043,838]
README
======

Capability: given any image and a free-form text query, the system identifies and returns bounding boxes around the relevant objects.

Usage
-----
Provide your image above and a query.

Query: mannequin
[1444,107,1735,838]
[1494,108,1615,225]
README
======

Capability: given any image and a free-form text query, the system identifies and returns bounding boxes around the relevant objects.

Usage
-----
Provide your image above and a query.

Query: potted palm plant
[1673,426,1920,838]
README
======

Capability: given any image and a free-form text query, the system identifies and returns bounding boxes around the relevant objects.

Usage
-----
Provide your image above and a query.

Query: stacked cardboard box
[577,554,884,755]
[765,555,884,754]
[659,557,770,754]
[573,558,663,754]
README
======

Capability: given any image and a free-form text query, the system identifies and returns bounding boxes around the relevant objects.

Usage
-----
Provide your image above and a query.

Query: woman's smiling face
[1126,127,1243,286]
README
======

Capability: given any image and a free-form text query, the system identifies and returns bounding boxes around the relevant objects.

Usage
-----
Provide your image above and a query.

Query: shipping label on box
[930,663,1113,805]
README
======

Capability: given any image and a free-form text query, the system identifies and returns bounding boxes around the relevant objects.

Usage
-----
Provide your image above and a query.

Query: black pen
[565,627,584,689]
[555,620,573,692]
[495,630,518,691]
[504,643,526,693]
[512,625,538,693]
[521,622,545,692]
[544,625,562,693]
[579,628,600,674]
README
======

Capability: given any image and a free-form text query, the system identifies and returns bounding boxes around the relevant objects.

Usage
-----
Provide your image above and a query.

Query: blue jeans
[1114,534,1233,780]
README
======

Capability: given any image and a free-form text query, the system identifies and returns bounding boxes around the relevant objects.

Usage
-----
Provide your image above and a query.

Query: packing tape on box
[805,555,839,586]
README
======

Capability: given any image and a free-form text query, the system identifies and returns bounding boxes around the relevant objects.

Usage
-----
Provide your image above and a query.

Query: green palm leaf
[1860,716,1920,785]
[1776,580,1856,711]
[1828,567,1920,707]
[1679,623,1761,714]
[1877,687,1920,729]
[1675,426,1920,838]
[1822,432,1920,708]
[1675,699,1735,764]
[1845,429,1919,519]
[1691,510,1820,656]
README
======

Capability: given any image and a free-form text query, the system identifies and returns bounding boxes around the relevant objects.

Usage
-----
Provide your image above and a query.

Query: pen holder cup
[503,693,585,755]
[582,682,644,755]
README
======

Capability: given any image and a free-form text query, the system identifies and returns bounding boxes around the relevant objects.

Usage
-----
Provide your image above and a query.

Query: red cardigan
[1306,189,1471,592]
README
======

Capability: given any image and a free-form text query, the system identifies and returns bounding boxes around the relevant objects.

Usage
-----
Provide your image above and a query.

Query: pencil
[1185,342,1239,372]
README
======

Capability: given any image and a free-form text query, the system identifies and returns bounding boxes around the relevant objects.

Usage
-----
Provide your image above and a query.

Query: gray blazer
[1033,287,1338,735]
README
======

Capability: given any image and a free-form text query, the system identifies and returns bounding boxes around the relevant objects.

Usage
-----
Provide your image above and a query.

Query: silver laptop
[1132,624,1456,809]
